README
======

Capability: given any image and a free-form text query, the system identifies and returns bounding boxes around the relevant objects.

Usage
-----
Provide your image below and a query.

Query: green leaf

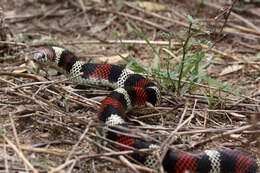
[202,76,241,97]
[116,0,126,10]
[40,4,46,12]
[184,14,194,23]
[0,105,7,111]
[130,22,160,57]
[152,53,160,71]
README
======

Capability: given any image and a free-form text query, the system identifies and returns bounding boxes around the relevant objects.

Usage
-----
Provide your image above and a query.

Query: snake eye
[33,52,47,62]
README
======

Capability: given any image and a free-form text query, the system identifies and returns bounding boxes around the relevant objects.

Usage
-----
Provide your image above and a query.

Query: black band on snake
[33,46,260,173]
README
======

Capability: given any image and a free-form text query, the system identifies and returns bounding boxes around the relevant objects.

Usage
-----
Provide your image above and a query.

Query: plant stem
[177,22,193,93]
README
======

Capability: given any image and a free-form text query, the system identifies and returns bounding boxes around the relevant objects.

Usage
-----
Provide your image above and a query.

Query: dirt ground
[0,0,260,172]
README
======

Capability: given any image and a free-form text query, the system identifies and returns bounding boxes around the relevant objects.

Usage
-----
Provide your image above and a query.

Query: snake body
[33,46,260,173]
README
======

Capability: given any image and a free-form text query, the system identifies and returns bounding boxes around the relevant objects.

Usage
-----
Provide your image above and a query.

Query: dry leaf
[230,134,241,139]
[223,27,240,33]
[96,53,129,65]
[13,63,27,73]
[214,57,225,62]
[4,10,16,17]
[229,112,246,118]
[136,1,166,11]
[89,24,108,34]
[219,65,243,76]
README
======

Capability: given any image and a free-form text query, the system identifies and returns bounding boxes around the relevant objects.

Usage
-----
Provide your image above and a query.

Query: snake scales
[33,46,260,173]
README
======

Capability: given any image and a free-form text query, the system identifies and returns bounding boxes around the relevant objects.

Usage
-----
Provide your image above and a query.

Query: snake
[33,46,260,173]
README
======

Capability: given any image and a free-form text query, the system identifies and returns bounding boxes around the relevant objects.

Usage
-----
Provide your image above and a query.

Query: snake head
[33,51,48,62]
[33,46,59,66]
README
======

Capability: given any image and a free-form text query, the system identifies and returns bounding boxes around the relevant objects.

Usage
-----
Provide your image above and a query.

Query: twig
[83,132,145,172]
[77,148,152,159]
[3,141,9,173]
[67,128,142,172]
[251,114,260,157]
[9,114,20,147]
[9,114,29,171]
[119,155,140,173]
[200,44,260,70]
[65,120,93,162]
[98,8,170,32]
[228,23,260,36]
[91,160,97,173]
[67,159,77,173]
[178,104,188,126]
[50,159,76,173]
[100,156,158,173]
[63,39,178,46]
[0,143,68,156]
[5,10,71,23]
[2,135,38,173]
[0,78,51,111]
[175,107,259,114]
[77,0,86,12]
[159,100,196,167]
[11,80,68,90]
[237,42,260,51]
[191,124,253,148]
[0,40,27,46]
[203,1,259,31]
[124,2,190,29]
[39,4,62,21]
[0,71,47,82]
[117,11,169,32]
[208,0,238,50]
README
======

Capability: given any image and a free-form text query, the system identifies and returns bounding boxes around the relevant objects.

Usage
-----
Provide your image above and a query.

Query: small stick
[200,44,260,70]
[9,114,21,147]
[2,136,38,173]
[119,155,140,173]
[159,104,196,164]
[49,159,76,173]
[200,43,241,62]
[0,143,68,156]
[178,104,188,126]
[113,11,170,32]
[237,42,260,51]
[77,0,86,12]
[203,1,259,30]
[0,71,47,81]
[65,120,93,162]
[91,160,97,173]
[63,40,178,46]
[124,2,190,29]
[77,148,152,159]
[191,124,253,148]
[228,23,260,36]
[3,141,9,173]
[67,159,77,173]
[0,40,26,46]
[100,156,158,173]
[9,114,29,171]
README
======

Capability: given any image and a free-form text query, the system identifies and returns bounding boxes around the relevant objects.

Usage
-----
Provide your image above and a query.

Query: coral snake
[33,46,260,173]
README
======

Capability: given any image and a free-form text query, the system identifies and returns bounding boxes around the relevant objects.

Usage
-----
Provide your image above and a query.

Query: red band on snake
[33,46,260,173]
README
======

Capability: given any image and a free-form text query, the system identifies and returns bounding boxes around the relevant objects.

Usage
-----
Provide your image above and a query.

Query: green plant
[114,18,242,107]
[0,129,5,135]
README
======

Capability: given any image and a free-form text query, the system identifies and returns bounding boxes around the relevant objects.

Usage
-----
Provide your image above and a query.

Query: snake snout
[33,52,47,62]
